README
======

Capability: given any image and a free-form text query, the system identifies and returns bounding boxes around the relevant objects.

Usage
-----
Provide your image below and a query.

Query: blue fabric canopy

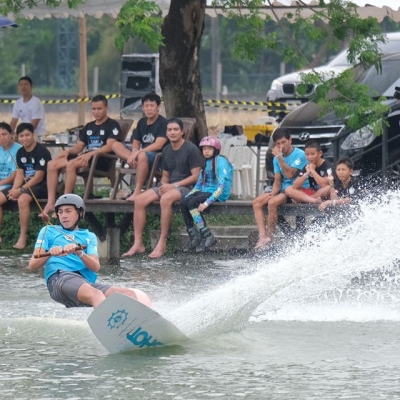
[0,15,17,28]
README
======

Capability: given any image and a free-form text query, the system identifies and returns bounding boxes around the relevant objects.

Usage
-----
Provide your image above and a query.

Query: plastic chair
[75,118,134,201]
[221,134,248,158]
[228,142,255,199]
[111,118,196,199]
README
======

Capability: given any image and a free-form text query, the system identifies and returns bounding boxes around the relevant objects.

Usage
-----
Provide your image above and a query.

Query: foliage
[0,0,84,15]
[209,0,390,132]
[115,0,163,52]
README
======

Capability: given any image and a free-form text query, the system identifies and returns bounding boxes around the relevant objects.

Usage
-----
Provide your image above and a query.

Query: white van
[266,32,400,103]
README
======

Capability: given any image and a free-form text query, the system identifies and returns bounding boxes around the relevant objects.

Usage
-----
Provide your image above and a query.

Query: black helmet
[55,194,85,217]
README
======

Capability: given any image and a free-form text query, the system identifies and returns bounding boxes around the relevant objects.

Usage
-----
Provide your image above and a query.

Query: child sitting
[179,137,233,253]
[318,157,363,210]
[285,140,333,204]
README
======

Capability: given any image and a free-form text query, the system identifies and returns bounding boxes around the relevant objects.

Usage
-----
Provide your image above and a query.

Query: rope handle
[34,245,87,259]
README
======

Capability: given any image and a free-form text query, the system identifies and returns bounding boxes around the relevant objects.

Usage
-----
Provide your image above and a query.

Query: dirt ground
[0,108,271,138]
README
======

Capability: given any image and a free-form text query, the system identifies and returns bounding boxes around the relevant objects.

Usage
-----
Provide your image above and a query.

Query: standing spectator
[252,128,308,250]
[40,95,122,220]
[112,93,168,202]
[179,137,233,253]
[10,77,46,141]
[6,123,51,249]
[122,118,203,259]
[0,122,22,243]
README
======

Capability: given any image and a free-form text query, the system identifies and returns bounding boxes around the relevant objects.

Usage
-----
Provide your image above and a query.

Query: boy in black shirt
[318,157,362,211]
[285,141,333,204]
[7,123,52,249]
[112,93,168,202]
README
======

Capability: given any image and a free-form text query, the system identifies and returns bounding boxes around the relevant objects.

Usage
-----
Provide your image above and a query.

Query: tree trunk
[159,0,207,144]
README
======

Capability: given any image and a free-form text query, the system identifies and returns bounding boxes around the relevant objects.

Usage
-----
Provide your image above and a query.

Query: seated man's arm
[140,137,168,153]
[0,170,17,188]
[271,173,282,195]
[60,141,86,158]
[21,170,46,190]
[173,167,201,188]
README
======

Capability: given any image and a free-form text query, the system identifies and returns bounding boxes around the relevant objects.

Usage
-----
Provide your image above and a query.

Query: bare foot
[39,204,55,222]
[126,190,141,202]
[13,238,27,250]
[314,197,322,205]
[254,236,271,250]
[148,244,166,259]
[122,244,146,257]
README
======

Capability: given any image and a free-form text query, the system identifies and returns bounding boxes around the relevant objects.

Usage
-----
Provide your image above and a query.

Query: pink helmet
[199,136,222,151]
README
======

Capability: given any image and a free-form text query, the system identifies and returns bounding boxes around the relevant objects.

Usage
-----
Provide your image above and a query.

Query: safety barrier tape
[0,94,296,112]
[0,94,122,105]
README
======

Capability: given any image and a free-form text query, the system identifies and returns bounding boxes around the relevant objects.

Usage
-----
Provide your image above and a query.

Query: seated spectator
[318,157,363,210]
[112,93,168,202]
[10,76,46,141]
[252,128,308,250]
[122,118,203,259]
[5,123,51,249]
[0,122,22,243]
[285,140,333,204]
[180,137,233,253]
[40,95,123,220]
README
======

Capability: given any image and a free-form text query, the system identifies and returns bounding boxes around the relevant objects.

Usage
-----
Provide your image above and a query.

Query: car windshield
[328,39,400,68]
[357,56,400,96]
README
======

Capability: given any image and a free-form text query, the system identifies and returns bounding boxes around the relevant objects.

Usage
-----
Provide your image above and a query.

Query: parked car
[266,52,400,184]
[266,31,400,103]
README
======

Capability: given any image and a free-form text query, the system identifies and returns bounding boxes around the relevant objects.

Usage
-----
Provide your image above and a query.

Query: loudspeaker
[120,53,161,116]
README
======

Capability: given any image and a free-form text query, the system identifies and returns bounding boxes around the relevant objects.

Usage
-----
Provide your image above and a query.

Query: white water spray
[167,192,400,337]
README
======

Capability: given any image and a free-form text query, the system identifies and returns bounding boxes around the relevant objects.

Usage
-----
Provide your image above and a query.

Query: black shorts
[47,270,110,308]
[67,153,111,172]
[1,184,47,199]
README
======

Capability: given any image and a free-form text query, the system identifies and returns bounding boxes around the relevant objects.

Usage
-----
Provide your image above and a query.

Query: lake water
[2,192,400,399]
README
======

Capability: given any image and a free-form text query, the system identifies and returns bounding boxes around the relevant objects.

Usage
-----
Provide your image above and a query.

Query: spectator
[122,118,203,259]
[6,123,51,249]
[285,140,333,204]
[252,128,308,250]
[179,137,233,253]
[112,93,168,202]
[40,95,123,220]
[10,76,46,141]
[0,122,22,243]
[318,157,363,210]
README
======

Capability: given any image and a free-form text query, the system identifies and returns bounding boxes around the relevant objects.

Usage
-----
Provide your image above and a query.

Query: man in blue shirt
[252,128,308,250]
[29,194,152,308]
[0,122,22,243]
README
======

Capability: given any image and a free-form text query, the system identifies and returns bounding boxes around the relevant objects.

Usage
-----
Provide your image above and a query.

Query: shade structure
[12,0,400,21]
[0,15,17,27]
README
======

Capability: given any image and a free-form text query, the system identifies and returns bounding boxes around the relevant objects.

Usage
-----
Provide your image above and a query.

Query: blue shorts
[145,151,161,168]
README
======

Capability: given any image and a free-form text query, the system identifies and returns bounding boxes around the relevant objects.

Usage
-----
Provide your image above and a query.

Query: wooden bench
[6,199,327,262]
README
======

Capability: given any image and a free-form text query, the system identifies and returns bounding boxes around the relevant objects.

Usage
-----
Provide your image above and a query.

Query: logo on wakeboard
[126,327,164,348]
[107,309,128,329]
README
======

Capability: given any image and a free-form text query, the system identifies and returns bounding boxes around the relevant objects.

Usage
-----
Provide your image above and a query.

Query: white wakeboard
[88,292,188,354]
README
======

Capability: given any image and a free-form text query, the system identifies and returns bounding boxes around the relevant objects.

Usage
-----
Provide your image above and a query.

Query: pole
[78,16,88,126]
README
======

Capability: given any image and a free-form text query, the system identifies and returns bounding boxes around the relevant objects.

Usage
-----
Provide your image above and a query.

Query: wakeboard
[88,292,188,354]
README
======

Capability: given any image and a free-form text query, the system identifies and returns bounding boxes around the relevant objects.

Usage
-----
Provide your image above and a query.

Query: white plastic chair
[221,134,248,158]
[228,144,255,199]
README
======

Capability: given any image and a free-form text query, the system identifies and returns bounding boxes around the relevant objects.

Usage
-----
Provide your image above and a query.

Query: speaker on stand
[120,53,161,118]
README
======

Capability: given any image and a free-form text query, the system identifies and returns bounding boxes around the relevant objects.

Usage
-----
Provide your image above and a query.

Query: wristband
[174,182,180,189]
[303,173,309,179]
[333,200,336,206]
[78,251,85,258]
